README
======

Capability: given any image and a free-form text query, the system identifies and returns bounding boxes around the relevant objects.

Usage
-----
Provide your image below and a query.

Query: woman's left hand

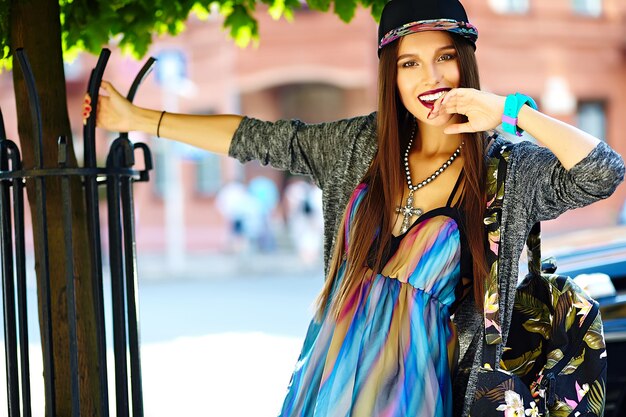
[429,88,505,135]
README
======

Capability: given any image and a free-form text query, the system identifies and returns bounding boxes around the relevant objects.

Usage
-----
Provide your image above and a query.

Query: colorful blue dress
[280,177,471,417]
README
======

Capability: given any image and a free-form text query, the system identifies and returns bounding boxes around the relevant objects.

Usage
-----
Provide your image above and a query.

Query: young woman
[84,0,624,415]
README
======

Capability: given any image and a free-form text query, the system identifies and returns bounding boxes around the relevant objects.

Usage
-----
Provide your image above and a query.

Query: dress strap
[446,169,464,208]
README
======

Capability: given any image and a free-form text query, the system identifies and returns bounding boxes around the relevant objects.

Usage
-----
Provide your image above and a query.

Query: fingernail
[83,118,87,126]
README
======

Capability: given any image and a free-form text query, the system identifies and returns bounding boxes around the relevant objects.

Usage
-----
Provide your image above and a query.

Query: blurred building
[0,0,624,257]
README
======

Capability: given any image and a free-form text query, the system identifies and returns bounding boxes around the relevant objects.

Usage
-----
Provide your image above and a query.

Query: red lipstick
[418,88,451,110]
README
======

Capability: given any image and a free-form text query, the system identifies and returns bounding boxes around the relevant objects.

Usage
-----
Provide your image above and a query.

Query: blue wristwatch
[502,93,538,137]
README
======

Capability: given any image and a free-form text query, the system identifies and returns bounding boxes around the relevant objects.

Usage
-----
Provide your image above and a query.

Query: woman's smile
[418,88,451,110]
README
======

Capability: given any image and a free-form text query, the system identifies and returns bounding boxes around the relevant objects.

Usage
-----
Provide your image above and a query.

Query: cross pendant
[395,190,423,234]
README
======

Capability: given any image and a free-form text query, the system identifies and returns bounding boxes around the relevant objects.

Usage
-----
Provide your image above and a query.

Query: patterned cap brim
[379,19,478,50]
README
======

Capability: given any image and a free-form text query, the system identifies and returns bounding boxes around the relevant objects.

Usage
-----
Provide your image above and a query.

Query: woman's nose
[422,63,442,86]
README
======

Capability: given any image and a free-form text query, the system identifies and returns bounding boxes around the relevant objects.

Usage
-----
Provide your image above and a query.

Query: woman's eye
[401,61,418,68]
[439,53,456,61]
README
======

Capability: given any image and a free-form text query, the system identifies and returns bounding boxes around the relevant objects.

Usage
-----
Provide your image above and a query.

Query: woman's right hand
[83,80,242,155]
[83,80,136,132]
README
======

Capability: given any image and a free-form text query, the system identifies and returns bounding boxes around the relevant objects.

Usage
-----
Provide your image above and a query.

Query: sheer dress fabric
[280,178,472,417]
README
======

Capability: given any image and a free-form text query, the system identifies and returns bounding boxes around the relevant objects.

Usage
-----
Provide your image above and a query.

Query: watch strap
[502,93,538,136]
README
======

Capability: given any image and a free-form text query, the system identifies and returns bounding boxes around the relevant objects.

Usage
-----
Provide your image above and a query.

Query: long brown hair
[316,33,488,319]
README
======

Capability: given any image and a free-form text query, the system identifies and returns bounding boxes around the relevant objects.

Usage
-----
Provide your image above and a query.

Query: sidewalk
[135,249,325,281]
[1,333,306,417]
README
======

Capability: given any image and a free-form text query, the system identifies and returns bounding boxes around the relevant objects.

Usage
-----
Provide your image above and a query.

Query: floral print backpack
[470,144,607,417]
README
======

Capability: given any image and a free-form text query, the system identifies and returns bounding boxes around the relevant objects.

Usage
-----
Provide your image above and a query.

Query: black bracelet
[157,110,166,138]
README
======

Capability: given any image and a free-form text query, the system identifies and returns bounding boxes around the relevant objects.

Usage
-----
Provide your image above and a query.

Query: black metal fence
[1,48,154,417]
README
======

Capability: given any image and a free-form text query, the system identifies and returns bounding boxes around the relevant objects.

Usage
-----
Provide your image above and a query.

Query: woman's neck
[413,117,464,157]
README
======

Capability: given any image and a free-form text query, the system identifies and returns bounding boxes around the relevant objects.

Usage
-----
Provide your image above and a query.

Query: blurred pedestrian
[84,0,624,414]
[285,179,323,265]
[215,181,254,253]
[248,176,280,252]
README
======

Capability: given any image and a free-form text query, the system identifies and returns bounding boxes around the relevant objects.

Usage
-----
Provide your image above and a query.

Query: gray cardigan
[228,112,625,416]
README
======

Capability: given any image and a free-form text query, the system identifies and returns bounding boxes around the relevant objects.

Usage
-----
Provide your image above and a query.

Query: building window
[572,0,602,17]
[195,153,222,195]
[489,0,529,14]
[576,101,606,141]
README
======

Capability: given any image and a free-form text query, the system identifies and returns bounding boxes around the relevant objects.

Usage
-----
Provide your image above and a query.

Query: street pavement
[0,251,325,416]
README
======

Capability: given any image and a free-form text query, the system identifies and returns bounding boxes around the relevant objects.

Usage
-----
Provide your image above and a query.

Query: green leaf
[369,0,386,22]
[223,4,259,47]
[522,317,551,339]
[560,347,584,375]
[191,3,211,20]
[549,401,574,417]
[474,372,514,401]
[483,377,515,402]
[307,0,331,12]
[0,0,10,70]
[268,0,283,19]
[1,0,378,72]
[483,212,497,226]
[545,348,563,369]
[554,291,575,332]
[488,229,500,251]
[485,333,502,345]
[500,340,542,377]
[584,315,606,350]
[488,262,498,294]
[485,158,499,198]
[586,379,606,416]
[514,290,551,322]
[283,0,301,20]
[334,0,357,22]
[267,0,299,20]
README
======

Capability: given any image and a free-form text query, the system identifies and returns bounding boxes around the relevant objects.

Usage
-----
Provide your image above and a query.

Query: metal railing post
[58,135,81,417]
[1,97,32,417]
[14,48,56,417]
[84,49,112,417]
[0,112,20,417]
[1,47,154,416]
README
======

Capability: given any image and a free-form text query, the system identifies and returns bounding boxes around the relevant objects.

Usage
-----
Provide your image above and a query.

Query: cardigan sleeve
[507,139,625,223]
[227,113,377,189]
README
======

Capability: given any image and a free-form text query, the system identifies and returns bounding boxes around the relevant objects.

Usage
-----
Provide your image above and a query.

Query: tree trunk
[10,0,103,415]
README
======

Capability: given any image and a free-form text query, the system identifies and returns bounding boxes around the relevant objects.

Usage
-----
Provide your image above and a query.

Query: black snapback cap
[377,0,477,55]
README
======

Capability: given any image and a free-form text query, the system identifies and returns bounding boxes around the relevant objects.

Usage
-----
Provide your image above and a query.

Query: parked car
[540,226,626,417]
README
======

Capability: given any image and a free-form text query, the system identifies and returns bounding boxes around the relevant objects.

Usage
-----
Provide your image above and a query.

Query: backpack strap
[482,138,512,367]
[526,222,543,276]
[482,140,547,367]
